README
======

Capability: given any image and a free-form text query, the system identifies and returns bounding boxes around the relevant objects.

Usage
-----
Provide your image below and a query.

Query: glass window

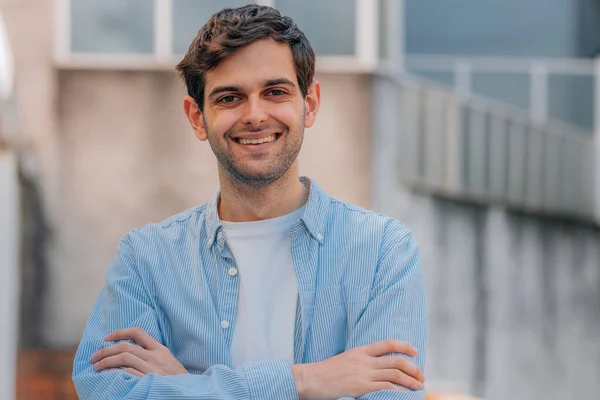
[275,0,356,56]
[173,0,254,55]
[71,0,154,54]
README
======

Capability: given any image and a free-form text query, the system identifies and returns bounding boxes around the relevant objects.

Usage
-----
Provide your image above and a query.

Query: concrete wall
[373,73,600,400]
[0,149,20,400]
[398,196,600,400]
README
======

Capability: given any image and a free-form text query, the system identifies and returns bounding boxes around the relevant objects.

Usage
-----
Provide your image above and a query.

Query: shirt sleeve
[343,220,428,400]
[72,234,299,400]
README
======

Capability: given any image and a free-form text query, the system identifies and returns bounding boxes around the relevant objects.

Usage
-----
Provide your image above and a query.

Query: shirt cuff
[242,359,299,400]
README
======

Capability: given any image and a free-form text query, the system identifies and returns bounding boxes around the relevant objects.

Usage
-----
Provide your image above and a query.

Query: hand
[292,340,424,400]
[90,327,188,377]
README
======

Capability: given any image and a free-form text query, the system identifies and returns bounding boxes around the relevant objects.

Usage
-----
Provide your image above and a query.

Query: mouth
[234,133,281,146]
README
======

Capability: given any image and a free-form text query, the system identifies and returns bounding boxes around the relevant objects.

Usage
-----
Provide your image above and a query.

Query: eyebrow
[207,77,297,100]
[207,86,241,100]
[263,78,296,88]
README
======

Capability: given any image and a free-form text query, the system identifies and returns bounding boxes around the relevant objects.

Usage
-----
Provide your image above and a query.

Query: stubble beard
[204,113,305,189]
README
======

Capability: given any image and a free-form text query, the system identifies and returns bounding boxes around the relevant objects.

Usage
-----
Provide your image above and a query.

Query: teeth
[238,134,277,145]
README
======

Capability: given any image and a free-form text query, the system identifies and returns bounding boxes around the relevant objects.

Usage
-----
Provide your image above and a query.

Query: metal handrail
[406,54,596,75]
[383,69,596,221]
[403,54,600,132]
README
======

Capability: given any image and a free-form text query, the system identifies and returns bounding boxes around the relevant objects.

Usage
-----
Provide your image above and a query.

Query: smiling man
[72,4,427,400]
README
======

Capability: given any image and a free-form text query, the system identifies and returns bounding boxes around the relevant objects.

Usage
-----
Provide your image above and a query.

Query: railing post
[397,0,405,72]
[454,61,472,100]
[382,0,404,71]
[530,63,549,127]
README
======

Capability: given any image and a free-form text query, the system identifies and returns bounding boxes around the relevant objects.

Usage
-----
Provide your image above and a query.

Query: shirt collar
[204,176,330,247]
[297,177,329,243]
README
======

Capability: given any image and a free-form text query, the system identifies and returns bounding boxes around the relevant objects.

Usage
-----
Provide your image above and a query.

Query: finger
[364,340,418,357]
[123,367,144,378]
[367,382,408,392]
[93,353,150,374]
[90,341,150,363]
[103,368,145,378]
[374,356,425,383]
[105,328,162,350]
[373,369,424,391]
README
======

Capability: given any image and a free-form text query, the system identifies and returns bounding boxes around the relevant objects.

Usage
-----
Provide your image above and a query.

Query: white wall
[0,149,20,400]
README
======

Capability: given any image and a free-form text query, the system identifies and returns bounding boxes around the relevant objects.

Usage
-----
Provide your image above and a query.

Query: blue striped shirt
[72,178,427,399]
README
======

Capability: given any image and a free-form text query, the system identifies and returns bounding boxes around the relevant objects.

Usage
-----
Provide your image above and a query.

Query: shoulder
[121,203,209,248]
[327,197,412,241]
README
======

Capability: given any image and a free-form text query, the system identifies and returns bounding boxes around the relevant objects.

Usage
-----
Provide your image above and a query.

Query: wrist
[292,364,309,399]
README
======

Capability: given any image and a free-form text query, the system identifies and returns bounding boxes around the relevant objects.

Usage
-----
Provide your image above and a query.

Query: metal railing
[393,73,596,221]
[405,54,600,131]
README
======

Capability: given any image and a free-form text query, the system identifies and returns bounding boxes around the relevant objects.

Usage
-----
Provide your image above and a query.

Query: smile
[235,133,279,145]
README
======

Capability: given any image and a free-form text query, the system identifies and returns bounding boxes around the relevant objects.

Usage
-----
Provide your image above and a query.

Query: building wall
[398,193,600,400]
[373,73,600,400]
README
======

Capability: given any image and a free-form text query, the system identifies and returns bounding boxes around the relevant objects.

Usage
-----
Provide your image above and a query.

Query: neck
[217,164,308,222]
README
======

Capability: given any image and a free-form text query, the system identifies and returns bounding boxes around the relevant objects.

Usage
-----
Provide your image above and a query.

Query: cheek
[271,103,304,128]
[207,110,240,136]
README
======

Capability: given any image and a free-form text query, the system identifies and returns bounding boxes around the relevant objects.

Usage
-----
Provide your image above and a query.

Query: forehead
[204,39,298,91]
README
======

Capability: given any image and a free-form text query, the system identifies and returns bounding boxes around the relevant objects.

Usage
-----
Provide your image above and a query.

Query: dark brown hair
[175,4,315,111]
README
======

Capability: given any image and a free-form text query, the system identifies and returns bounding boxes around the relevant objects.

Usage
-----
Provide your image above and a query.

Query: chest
[148,234,376,370]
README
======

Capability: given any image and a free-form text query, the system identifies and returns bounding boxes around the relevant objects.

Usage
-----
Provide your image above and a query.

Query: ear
[183,96,208,141]
[303,81,321,129]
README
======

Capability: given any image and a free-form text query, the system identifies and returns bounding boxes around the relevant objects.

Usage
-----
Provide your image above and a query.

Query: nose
[241,95,268,128]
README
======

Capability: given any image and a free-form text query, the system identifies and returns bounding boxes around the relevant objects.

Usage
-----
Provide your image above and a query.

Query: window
[58,0,381,71]
[172,0,253,55]
[71,0,154,54]
[275,0,356,56]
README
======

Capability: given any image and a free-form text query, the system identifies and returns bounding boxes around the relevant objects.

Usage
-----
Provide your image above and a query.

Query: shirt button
[221,320,230,329]
[228,267,238,276]
[317,233,324,240]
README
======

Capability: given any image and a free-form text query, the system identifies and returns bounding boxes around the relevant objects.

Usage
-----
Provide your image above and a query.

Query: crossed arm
[72,228,427,400]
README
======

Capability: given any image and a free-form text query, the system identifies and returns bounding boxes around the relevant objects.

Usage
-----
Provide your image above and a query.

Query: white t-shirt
[222,207,304,368]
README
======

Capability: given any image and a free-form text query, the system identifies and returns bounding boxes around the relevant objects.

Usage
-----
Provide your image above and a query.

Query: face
[184,39,320,187]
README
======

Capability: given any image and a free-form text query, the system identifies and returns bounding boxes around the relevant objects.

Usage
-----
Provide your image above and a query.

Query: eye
[217,95,240,103]
[266,89,287,96]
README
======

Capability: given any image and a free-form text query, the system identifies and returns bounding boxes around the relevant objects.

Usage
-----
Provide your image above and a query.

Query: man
[72,4,427,399]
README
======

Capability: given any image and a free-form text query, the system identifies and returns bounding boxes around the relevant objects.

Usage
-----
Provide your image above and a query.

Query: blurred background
[0,0,599,399]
